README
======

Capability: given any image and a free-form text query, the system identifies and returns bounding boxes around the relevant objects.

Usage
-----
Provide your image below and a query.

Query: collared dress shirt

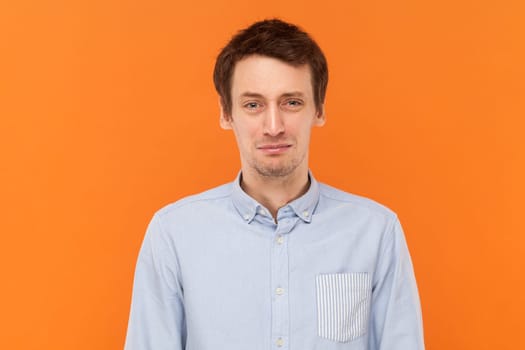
[125,172,425,350]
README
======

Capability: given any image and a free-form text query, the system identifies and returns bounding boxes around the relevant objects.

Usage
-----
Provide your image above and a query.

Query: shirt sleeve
[124,213,186,350]
[369,216,425,350]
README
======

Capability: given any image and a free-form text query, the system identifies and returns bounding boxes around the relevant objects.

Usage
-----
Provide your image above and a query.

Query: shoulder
[154,182,234,220]
[317,182,398,222]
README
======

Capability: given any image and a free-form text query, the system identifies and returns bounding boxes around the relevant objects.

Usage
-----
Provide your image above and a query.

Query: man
[125,19,424,350]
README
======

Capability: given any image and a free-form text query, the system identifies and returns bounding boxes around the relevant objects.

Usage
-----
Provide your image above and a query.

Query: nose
[263,105,285,137]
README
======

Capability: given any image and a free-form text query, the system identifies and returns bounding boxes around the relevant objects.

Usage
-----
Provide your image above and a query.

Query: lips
[256,143,292,154]
[258,144,291,149]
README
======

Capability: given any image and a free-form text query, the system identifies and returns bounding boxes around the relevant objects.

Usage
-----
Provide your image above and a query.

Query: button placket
[270,217,295,349]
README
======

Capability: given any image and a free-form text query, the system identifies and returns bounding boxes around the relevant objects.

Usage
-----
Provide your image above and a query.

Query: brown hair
[213,18,328,117]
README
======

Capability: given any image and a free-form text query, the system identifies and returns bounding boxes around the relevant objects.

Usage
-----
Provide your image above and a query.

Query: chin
[254,163,299,178]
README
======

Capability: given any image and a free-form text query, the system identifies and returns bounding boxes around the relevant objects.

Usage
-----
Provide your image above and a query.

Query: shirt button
[276,338,284,347]
[258,208,266,216]
[276,235,284,244]
[303,210,309,217]
[275,287,284,295]
[243,214,250,221]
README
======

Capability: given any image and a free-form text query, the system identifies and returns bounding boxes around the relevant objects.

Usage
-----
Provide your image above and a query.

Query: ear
[219,97,233,130]
[313,104,326,127]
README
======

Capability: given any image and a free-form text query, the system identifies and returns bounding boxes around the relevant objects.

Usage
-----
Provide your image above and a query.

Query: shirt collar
[231,170,320,224]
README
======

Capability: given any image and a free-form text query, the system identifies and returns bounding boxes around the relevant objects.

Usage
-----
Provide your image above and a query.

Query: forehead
[231,55,313,98]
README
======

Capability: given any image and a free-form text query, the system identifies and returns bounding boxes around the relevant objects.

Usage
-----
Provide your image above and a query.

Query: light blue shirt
[125,173,424,350]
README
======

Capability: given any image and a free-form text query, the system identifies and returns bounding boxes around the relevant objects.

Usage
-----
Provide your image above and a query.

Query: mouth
[256,143,292,154]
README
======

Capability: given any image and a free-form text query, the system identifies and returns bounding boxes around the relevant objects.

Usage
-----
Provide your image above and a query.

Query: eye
[243,101,261,110]
[283,99,304,109]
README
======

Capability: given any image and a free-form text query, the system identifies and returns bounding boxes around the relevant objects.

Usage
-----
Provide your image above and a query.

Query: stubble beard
[250,152,306,178]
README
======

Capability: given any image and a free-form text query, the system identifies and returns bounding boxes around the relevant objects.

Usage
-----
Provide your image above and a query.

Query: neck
[240,167,310,220]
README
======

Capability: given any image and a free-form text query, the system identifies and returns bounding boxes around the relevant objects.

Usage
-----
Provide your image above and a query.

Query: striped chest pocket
[316,272,372,342]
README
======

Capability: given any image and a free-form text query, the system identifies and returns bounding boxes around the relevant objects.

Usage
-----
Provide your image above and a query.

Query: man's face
[221,55,325,179]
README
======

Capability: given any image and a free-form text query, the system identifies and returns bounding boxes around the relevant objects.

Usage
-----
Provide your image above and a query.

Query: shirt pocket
[316,272,372,343]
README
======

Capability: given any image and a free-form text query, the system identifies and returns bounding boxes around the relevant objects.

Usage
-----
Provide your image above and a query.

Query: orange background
[1,0,524,349]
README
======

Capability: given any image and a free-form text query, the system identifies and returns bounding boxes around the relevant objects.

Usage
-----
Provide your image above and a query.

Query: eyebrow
[239,91,306,99]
